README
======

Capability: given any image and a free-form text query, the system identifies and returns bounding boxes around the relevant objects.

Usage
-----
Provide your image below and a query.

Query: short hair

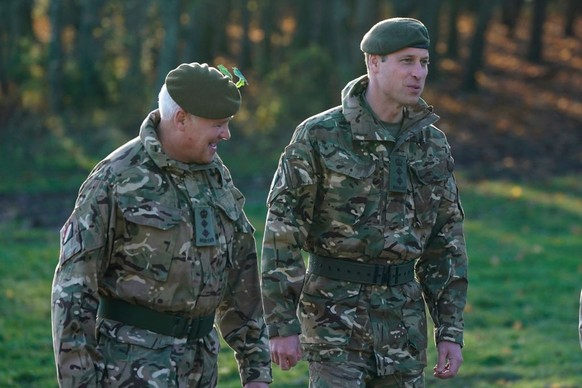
[158,83,181,120]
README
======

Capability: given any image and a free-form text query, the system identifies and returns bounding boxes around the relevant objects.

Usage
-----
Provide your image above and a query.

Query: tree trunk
[419,0,443,81]
[76,0,104,107]
[212,0,232,57]
[527,0,548,63]
[564,0,580,37]
[462,0,497,91]
[121,0,151,101]
[328,0,351,84]
[183,0,213,64]
[446,0,460,59]
[1,0,35,99]
[239,0,252,69]
[354,0,378,74]
[256,0,277,73]
[155,0,180,91]
[48,0,64,112]
[501,0,524,38]
[392,0,419,16]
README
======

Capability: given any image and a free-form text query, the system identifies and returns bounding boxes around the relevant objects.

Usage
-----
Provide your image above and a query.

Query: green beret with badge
[165,62,243,119]
[360,17,430,55]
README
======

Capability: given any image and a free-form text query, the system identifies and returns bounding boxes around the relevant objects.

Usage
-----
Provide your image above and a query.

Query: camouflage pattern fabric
[261,75,468,379]
[51,110,272,387]
[308,361,423,387]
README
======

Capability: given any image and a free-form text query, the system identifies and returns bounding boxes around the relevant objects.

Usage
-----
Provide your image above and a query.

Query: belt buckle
[372,264,393,285]
[383,264,400,286]
[171,316,190,339]
[371,264,385,284]
[187,317,202,341]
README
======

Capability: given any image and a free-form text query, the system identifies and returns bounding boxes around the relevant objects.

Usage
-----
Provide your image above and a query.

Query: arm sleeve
[260,141,318,338]
[51,178,109,387]
[216,212,272,385]
[416,175,469,346]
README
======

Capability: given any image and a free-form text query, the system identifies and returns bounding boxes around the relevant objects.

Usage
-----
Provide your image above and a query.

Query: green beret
[360,17,430,55]
[165,62,241,119]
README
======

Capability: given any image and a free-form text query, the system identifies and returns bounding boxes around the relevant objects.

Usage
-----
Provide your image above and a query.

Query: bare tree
[462,0,498,91]
[564,0,580,37]
[155,0,180,90]
[354,0,379,74]
[329,0,352,84]
[392,0,419,16]
[527,0,549,63]
[239,0,252,69]
[48,0,64,112]
[445,0,461,59]
[419,0,444,81]
[182,0,213,64]
[501,0,524,38]
[76,0,105,107]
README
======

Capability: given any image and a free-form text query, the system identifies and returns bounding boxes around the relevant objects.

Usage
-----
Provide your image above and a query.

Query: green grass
[1,176,581,387]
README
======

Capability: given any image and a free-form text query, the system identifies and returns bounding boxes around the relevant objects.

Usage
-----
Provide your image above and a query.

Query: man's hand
[433,340,463,379]
[270,335,302,371]
[244,383,269,388]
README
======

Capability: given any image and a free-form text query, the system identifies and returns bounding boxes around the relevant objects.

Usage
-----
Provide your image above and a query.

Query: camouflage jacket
[51,111,271,386]
[261,75,468,373]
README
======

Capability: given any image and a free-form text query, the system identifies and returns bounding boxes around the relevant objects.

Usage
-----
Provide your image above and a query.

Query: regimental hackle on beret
[360,17,430,55]
[165,62,241,119]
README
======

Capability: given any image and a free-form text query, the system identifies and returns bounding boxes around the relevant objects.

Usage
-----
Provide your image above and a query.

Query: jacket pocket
[116,195,184,282]
[409,155,453,226]
[319,143,377,226]
[299,272,361,346]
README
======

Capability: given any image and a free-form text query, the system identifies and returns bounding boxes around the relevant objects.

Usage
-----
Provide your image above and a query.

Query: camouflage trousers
[96,319,220,387]
[308,361,424,388]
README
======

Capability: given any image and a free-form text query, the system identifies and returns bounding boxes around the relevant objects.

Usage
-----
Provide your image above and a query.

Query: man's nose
[220,126,231,141]
[411,62,427,79]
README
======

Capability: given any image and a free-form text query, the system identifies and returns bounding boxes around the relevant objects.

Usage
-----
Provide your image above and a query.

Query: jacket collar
[341,75,439,145]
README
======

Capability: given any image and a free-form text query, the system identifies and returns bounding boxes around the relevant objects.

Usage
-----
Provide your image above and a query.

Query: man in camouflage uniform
[261,18,468,387]
[51,63,272,387]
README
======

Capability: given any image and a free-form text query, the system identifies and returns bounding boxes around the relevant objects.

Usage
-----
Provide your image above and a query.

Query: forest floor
[424,13,581,182]
[1,15,581,228]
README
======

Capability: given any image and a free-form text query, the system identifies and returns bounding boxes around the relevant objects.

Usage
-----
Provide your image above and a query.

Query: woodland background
[1,0,580,220]
[0,0,581,387]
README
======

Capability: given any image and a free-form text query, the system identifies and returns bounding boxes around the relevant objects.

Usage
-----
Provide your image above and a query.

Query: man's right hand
[270,335,302,371]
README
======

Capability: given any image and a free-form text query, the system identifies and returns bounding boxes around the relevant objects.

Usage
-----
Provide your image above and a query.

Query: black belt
[308,254,415,286]
[98,297,214,341]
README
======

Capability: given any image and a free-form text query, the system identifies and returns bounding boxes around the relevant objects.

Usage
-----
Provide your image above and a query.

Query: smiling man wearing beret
[51,62,272,387]
[261,17,468,386]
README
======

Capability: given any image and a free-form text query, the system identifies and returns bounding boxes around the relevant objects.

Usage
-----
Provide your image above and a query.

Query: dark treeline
[1,0,580,189]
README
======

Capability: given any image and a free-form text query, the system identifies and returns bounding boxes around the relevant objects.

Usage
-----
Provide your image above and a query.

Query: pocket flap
[319,142,375,179]
[410,156,453,184]
[118,196,183,230]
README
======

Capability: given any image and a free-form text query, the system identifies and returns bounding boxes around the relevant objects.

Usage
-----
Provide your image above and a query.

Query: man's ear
[173,109,187,128]
[369,54,381,72]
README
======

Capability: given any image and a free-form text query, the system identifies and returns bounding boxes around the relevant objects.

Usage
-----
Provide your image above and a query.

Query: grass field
[1,174,581,387]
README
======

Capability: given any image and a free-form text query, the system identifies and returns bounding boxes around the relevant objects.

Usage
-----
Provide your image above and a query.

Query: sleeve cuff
[266,321,301,338]
[240,367,273,386]
[435,325,464,347]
